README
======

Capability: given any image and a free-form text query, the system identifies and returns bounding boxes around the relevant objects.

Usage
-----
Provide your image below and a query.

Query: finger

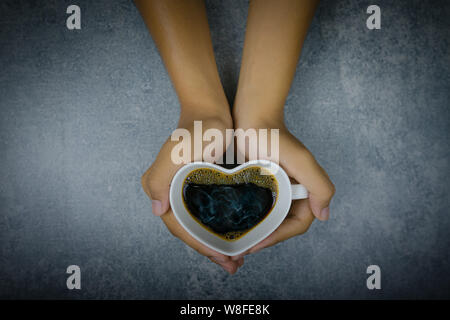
[161,211,233,262]
[141,138,183,216]
[231,249,251,261]
[249,199,314,253]
[161,210,239,274]
[280,134,335,220]
[209,257,239,274]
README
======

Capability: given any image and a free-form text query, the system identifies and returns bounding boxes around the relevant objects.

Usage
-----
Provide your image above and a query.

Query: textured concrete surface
[0,0,449,299]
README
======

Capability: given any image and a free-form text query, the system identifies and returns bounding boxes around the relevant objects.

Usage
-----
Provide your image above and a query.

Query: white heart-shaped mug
[169,160,308,256]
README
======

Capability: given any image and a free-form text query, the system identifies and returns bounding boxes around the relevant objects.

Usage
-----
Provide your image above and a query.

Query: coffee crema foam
[182,166,278,241]
[184,167,277,192]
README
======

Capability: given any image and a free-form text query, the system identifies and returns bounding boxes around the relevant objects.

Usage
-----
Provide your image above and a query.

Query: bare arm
[136,0,238,273]
[232,0,335,257]
[135,0,229,116]
[234,0,319,125]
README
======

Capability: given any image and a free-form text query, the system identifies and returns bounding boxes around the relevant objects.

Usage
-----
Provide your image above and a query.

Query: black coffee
[182,167,278,241]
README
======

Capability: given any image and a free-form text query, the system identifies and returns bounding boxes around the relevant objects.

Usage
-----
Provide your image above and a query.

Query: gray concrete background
[0,0,449,299]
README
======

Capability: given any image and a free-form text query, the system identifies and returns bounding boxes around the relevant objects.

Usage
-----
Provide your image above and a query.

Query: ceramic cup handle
[291,184,308,200]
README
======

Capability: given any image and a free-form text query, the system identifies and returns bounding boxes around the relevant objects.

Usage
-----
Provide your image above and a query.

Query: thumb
[149,187,170,217]
[308,193,333,221]
[141,169,170,216]
[280,135,335,221]
[141,139,182,216]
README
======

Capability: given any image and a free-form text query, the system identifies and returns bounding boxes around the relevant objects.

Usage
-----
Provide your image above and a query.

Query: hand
[231,116,335,260]
[141,111,244,274]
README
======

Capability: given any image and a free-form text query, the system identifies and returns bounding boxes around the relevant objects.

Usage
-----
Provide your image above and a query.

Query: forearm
[135,0,229,115]
[234,0,319,125]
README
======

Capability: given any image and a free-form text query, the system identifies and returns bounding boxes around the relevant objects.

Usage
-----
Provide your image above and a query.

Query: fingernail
[151,200,163,216]
[320,207,330,220]
[231,254,243,261]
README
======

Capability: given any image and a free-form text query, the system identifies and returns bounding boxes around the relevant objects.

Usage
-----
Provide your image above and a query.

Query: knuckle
[298,222,312,235]
[143,169,164,196]
[324,182,336,199]
[291,217,313,236]
[141,171,149,189]
[297,226,310,236]
[141,166,155,187]
[147,178,161,194]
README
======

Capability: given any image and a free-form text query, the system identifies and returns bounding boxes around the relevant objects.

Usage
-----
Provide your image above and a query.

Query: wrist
[233,104,285,130]
[179,102,232,129]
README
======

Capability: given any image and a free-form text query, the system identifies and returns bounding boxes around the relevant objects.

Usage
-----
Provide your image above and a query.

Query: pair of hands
[141,110,335,274]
